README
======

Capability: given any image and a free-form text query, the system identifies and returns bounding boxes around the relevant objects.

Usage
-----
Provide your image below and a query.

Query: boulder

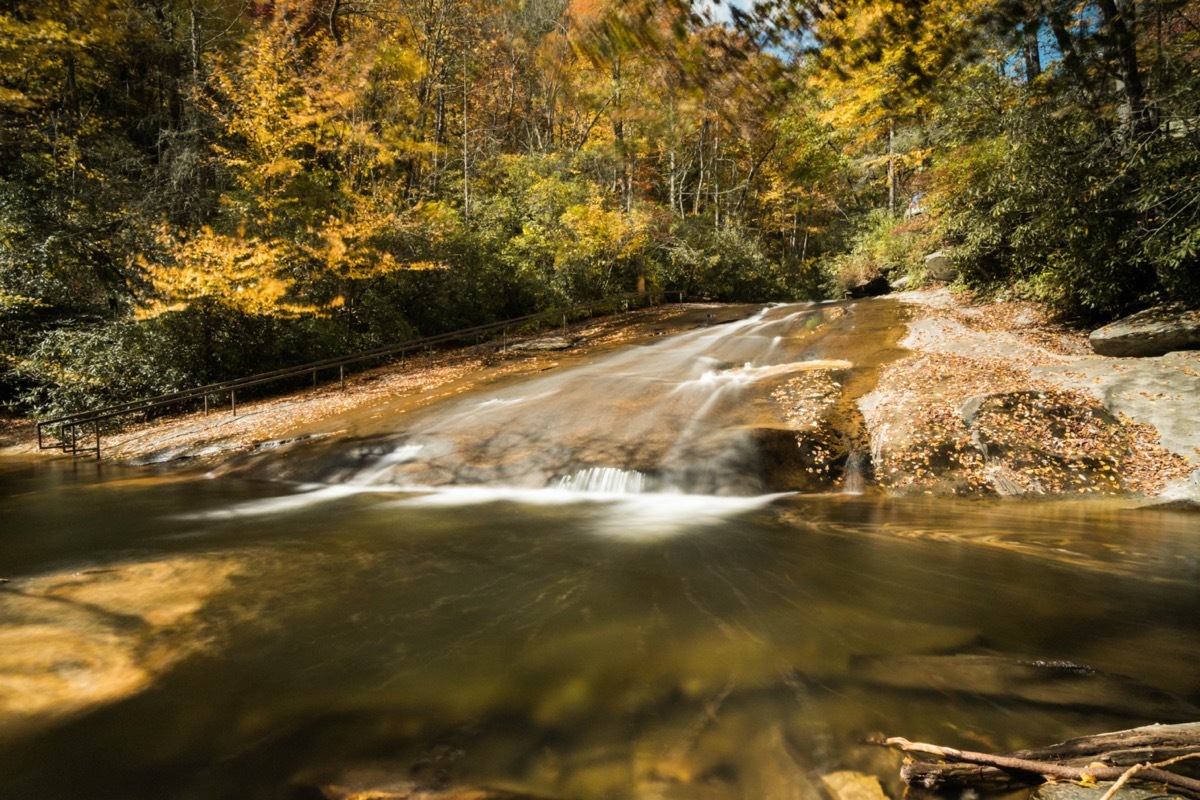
[1032,781,1165,800]
[889,275,913,291]
[508,336,576,352]
[923,251,957,281]
[820,771,890,800]
[845,275,892,299]
[850,654,1200,720]
[1088,304,1200,357]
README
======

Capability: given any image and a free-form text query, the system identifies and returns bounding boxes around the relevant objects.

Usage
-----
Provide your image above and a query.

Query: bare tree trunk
[693,118,706,216]
[887,118,896,217]
[1097,0,1147,135]
[462,65,469,221]
[1022,18,1042,79]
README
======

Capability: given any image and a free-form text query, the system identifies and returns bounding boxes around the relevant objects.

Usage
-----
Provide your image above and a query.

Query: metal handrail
[37,290,683,459]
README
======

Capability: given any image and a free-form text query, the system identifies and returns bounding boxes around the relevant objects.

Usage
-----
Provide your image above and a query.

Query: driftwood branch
[1098,754,1200,800]
[878,730,1200,797]
[893,723,1200,793]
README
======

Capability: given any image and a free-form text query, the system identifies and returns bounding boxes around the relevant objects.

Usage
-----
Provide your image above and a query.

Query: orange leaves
[142,228,303,317]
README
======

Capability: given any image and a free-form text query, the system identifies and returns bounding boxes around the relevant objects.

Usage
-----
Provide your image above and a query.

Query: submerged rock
[316,778,549,800]
[0,556,238,741]
[1088,304,1200,357]
[821,771,890,800]
[849,654,1200,720]
[1032,781,1165,800]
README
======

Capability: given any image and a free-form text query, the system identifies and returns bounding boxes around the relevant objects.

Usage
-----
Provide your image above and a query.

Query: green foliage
[8,0,1200,417]
[12,302,349,417]
[930,62,1198,321]
[660,219,791,302]
[823,208,932,295]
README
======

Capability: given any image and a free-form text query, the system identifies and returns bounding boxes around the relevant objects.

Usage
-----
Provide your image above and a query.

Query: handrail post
[204,394,209,416]
[231,390,237,416]
[94,420,101,461]
[339,365,344,390]
[312,369,317,390]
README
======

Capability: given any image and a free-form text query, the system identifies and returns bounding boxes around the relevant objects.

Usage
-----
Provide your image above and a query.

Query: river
[2,302,1198,800]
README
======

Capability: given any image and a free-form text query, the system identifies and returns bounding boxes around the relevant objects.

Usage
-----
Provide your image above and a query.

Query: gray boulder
[508,335,576,352]
[1088,304,1200,357]
[924,251,957,281]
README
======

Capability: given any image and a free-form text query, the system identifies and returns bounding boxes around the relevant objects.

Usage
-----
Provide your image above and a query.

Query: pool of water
[2,457,1198,800]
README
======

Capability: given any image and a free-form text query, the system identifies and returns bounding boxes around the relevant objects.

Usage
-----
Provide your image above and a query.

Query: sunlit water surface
[2,459,1198,800]
[2,304,1199,799]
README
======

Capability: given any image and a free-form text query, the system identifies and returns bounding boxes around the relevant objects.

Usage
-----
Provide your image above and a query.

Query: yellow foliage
[142,228,304,318]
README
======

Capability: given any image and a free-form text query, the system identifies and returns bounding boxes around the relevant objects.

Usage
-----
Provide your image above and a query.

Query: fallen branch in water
[877,736,1200,796]
[1097,754,1200,800]
[892,723,1200,793]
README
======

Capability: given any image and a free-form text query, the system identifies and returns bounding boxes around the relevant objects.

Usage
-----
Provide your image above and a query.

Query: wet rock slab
[821,771,890,800]
[1032,781,1167,800]
[0,556,238,740]
[506,336,577,352]
[849,654,1200,720]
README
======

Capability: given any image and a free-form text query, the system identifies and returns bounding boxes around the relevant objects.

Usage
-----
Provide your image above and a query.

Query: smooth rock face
[0,557,237,741]
[820,771,890,800]
[507,336,576,352]
[1032,781,1164,800]
[1088,304,1200,357]
[850,654,1200,720]
[923,252,957,281]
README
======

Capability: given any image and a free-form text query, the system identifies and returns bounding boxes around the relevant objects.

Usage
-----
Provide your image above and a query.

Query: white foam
[175,483,403,520]
[554,467,648,494]
[390,485,787,540]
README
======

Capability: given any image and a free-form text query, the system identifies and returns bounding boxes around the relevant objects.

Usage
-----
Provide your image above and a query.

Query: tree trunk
[1097,0,1147,135]
[887,118,896,217]
[1023,19,1042,80]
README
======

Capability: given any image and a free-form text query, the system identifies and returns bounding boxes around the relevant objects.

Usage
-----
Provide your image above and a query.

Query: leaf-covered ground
[862,291,1194,497]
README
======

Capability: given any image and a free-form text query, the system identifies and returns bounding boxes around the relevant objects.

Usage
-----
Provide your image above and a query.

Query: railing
[37,290,684,459]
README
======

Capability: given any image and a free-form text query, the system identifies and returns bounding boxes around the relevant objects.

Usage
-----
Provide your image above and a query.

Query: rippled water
[2,302,1199,800]
[2,458,1200,800]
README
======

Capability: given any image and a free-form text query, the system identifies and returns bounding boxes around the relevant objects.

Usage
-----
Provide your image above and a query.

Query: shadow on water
[1,300,1199,800]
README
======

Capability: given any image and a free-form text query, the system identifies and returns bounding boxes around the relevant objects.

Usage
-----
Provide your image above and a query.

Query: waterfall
[843,451,865,495]
[283,302,856,498]
[554,467,650,494]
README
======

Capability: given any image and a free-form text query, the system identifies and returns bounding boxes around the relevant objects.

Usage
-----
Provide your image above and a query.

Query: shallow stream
[2,302,1198,800]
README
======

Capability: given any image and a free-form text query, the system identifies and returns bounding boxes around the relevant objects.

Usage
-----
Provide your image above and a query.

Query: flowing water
[2,302,1199,800]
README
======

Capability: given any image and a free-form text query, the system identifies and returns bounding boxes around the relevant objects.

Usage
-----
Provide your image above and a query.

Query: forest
[2,0,1198,416]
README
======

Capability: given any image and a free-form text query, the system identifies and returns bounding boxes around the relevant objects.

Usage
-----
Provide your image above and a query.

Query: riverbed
[2,301,1198,800]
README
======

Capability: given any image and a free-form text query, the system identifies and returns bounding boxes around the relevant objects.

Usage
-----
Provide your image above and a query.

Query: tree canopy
[2,0,1197,414]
